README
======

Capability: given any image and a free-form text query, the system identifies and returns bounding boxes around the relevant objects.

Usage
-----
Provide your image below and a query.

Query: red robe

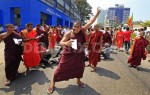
[116,31,124,49]
[48,30,57,49]
[128,37,149,66]
[54,29,86,82]
[88,31,103,67]
[103,32,112,46]
[21,30,41,67]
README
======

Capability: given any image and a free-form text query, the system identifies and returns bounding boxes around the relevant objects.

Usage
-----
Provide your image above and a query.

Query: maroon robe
[54,29,86,82]
[36,29,49,48]
[103,32,112,46]
[3,32,22,80]
[128,37,149,66]
[88,31,103,67]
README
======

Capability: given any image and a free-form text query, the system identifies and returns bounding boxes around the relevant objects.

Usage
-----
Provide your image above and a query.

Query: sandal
[47,84,54,94]
[91,69,96,72]
[5,80,11,86]
[85,64,91,67]
[78,82,86,88]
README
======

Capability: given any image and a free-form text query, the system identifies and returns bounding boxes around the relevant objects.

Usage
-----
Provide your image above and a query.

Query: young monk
[128,31,149,70]
[21,23,41,73]
[116,27,124,51]
[103,27,112,47]
[47,8,101,94]
[0,24,22,86]
[86,24,103,72]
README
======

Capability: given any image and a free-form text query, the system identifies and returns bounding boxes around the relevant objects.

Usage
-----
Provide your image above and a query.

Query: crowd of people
[0,7,149,94]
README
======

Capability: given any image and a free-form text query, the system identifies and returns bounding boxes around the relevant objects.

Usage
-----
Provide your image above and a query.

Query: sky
[87,0,150,21]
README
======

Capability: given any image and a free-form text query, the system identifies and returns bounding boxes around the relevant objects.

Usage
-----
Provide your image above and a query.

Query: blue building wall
[0,0,74,28]
[115,8,124,23]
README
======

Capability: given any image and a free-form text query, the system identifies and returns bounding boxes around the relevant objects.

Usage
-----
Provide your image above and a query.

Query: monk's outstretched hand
[65,40,73,46]
[97,7,101,14]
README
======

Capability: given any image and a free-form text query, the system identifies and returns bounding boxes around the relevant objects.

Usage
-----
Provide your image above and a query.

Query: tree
[98,23,103,28]
[133,21,143,25]
[75,0,93,25]
[141,20,150,27]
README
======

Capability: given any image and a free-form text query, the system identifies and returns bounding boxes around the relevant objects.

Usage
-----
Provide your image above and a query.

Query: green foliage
[98,23,103,28]
[75,0,93,25]
[133,21,143,25]
[131,33,136,39]
[141,20,150,27]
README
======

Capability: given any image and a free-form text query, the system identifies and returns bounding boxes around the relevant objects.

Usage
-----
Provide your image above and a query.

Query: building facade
[97,10,108,25]
[107,4,130,27]
[0,0,80,28]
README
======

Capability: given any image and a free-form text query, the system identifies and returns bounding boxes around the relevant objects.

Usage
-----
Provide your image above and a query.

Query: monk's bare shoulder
[0,32,7,39]
[64,30,72,38]
[0,32,7,42]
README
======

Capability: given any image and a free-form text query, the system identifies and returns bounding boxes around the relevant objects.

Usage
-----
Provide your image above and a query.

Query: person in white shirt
[101,43,111,59]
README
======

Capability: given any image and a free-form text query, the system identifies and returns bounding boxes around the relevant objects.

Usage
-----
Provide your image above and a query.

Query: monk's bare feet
[47,82,55,94]
[77,81,86,88]
[91,67,96,72]
[85,64,91,67]
[77,79,86,88]
[91,65,96,72]
[5,80,11,86]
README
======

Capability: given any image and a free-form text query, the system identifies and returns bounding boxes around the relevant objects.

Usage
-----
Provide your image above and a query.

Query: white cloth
[134,31,140,37]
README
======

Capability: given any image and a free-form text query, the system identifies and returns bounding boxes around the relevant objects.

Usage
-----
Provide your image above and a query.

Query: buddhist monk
[48,27,57,54]
[116,27,124,51]
[103,27,112,47]
[128,31,149,70]
[47,8,101,94]
[0,24,22,86]
[21,23,41,73]
[86,24,103,72]
[35,24,45,44]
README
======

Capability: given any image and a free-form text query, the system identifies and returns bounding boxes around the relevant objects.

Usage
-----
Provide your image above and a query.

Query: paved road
[0,43,150,95]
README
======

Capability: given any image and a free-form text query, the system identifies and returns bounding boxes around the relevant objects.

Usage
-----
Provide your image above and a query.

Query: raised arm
[0,33,6,43]
[83,8,101,32]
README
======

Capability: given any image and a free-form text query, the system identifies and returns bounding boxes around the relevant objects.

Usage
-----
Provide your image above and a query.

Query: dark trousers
[55,47,63,57]
[101,52,107,59]
[124,41,130,51]
[40,54,51,66]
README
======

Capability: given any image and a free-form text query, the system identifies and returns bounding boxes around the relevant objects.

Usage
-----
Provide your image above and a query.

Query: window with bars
[65,9,70,16]
[42,0,54,6]
[65,0,70,6]
[56,2,64,12]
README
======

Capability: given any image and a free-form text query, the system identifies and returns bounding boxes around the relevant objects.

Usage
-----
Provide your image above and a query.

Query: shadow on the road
[138,67,150,73]
[0,70,49,95]
[55,85,102,95]
[101,58,114,61]
[96,67,121,80]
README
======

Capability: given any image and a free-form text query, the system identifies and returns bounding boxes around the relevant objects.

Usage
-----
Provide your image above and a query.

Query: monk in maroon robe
[0,24,22,86]
[36,24,45,43]
[103,30,112,47]
[47,8,101,94]
[86,24,103,72]
[128,31,149,69]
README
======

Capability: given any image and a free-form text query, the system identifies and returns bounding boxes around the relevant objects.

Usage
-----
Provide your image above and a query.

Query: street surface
[0,42,150,95]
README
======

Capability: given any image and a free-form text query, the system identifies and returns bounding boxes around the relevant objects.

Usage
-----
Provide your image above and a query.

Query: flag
[127,13,133,27]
